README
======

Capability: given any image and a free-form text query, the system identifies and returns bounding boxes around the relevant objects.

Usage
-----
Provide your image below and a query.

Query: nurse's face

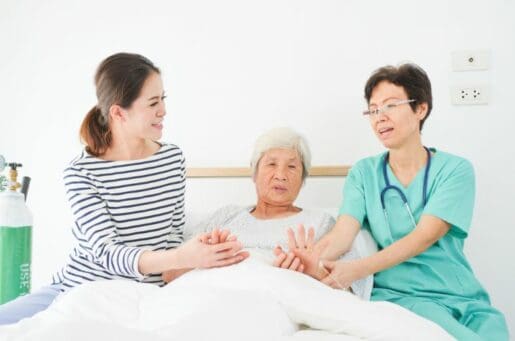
[367,81,427,149]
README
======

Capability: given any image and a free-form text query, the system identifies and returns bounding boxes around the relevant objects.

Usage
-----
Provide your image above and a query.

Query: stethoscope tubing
[380,147,432,230]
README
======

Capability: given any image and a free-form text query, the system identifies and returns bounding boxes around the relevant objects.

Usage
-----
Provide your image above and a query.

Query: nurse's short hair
[250,127,311,180]
[364,63,433,131]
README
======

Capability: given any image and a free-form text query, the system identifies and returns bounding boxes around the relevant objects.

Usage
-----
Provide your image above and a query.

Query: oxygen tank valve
[7,163,23,191]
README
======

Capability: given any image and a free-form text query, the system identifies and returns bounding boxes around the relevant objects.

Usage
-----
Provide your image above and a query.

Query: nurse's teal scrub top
[339,149,489,304]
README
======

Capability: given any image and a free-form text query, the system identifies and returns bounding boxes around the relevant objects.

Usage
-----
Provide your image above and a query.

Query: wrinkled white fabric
[0,250,453,341]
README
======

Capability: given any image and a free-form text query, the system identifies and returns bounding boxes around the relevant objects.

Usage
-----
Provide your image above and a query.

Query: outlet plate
[451,85,489,105]
[451,49,490,71]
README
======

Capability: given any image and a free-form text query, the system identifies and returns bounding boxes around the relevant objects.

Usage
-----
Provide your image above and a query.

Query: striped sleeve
[63,166,145,279]
[168,153,186,247]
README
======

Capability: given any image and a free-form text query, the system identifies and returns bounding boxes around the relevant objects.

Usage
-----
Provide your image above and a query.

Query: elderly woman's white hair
[250,127,311,180]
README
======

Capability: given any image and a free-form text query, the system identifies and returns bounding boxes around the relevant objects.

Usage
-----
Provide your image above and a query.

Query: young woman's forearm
[138,249,183,275]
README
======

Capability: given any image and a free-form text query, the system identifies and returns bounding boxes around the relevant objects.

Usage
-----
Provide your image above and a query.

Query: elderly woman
[166,127,371,298]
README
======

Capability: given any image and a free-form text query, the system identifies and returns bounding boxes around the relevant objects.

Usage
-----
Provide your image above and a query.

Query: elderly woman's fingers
[287,228,298,251]
[210,228,220,244]
[281,252,296,269]
[273,252,287,267]
[289,257,301,271]
[306,227,315,248]
[297,224,306,249]
[298,264,305,273]
[273,245,284,256]
[199,233,210,244]
[219,229,231,243]
[226,234,237,242]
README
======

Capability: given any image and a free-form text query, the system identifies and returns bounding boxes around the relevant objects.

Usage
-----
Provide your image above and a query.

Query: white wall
[1,0,513,333]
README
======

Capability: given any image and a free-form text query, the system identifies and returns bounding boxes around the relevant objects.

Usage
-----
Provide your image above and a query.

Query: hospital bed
[0,166,454,340]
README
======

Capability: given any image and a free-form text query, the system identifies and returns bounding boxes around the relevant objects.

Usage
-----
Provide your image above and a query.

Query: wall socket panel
[451,49,491,71]
[451,85,489,105]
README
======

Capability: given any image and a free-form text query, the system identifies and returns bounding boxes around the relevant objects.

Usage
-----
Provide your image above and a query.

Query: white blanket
[0,250,453,341]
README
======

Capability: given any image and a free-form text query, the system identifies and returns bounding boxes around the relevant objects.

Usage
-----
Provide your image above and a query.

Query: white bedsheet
[0,250,453,341]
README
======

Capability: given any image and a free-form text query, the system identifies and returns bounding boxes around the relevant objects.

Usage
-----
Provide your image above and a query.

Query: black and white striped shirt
[52,143,186,290]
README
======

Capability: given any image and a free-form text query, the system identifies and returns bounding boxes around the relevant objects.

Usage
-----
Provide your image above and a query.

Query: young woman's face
[124,72,166,141]
[367,81,426,149]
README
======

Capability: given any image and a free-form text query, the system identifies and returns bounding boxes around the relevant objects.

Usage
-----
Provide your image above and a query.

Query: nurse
[283,63,509,340]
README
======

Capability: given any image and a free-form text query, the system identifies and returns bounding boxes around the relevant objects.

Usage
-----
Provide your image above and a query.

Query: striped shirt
[52,143,186,290]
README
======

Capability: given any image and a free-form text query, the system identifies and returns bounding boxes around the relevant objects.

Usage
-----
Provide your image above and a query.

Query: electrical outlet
[451,85,489,105]
[451,49,490,71]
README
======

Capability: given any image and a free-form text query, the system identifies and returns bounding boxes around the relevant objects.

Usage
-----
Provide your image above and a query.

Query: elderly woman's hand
[272,246,305,272]
[201,228,235,245]
[273,225,328,279]
[162,268,192,283]
[289,225,329,279]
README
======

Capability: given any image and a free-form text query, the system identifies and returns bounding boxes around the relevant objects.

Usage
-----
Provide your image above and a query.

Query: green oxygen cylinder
[0,158,33,305]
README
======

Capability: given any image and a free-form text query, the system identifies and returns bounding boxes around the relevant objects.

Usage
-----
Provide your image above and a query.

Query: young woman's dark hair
[80,53,160,156]
[364,63,432,131]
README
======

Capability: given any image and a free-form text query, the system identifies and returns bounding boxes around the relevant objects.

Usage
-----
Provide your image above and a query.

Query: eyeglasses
[363,99,416,116]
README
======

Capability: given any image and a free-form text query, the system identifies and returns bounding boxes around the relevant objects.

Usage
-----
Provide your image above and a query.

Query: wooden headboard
[186,166,350,178]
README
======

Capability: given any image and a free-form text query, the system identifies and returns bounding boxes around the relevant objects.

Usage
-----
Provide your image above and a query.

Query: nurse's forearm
[356,214,450,277]
[317,214,360,260]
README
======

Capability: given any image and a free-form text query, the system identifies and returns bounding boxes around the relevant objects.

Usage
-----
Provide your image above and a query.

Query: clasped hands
[162,228,249,283]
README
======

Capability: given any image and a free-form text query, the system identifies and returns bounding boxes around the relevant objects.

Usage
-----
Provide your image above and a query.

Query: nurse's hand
[319,259,364,290]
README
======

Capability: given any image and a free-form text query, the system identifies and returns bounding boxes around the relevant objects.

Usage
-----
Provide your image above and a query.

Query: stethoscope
[380,147,431,240]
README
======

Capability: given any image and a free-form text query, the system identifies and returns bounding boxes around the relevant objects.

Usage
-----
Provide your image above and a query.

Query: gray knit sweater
[187,205,371,299]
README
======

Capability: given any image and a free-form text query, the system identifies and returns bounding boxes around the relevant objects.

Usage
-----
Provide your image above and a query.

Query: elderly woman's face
[254,148,303,206]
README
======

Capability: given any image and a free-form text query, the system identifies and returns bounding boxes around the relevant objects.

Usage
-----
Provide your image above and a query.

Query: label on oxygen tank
[0,225,32,305]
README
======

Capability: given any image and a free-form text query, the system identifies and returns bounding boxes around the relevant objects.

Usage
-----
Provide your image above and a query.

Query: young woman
[280,63,509,340]
[0,52,247,325]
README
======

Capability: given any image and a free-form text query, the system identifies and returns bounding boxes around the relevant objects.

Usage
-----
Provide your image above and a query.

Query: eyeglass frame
[362,99,416,116]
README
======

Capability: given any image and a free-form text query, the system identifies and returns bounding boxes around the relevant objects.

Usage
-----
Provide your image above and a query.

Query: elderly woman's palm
[274,225,327,279]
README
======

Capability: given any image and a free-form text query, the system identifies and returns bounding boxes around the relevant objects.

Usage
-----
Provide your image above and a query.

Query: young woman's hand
[162,228,247,283]
[176,231,249,269]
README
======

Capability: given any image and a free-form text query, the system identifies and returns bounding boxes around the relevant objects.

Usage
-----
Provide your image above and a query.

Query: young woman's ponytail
[80,105,112,157]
